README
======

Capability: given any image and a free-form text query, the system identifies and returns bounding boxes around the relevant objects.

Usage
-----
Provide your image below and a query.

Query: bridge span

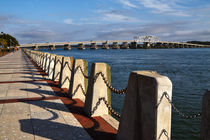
[19,40,210,50]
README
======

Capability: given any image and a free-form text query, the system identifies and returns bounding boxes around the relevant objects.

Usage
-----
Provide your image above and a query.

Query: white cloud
[175,30,194,35]
[63,18,73,24]
[97,10,141,23]
[103,13,140,22]
[118,0,138,8]
[138,0,190,17]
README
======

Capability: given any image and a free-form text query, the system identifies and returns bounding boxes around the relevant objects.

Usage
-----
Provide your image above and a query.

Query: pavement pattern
[0,50,117,140]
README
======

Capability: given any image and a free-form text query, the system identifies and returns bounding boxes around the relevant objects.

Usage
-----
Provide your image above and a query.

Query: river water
[41,48,210,139]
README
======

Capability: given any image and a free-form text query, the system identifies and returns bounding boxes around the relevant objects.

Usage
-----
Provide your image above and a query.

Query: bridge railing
[24,49,209,140]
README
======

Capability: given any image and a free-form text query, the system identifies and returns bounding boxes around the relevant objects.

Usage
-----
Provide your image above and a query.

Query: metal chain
[74,66,89,79]
[91,97,121,118]
[158,129,169,140]
[72,84,86,96]
[95,72,127,95]
[91,98,104,115]
[158,92,202,119]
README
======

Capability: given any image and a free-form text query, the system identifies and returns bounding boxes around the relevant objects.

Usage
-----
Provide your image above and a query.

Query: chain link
[72,84,86,96]
[74,66,89,79]
[158,129,169,140]
[158,92,202,119]
[91,97,121,118]
[95,72,127,95]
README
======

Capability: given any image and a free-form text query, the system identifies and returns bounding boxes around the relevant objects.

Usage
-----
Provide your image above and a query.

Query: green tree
[0,32,19,48]
[0,38,7,48]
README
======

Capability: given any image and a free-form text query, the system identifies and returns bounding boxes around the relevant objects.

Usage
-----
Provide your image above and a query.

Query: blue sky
[0,0,209,44]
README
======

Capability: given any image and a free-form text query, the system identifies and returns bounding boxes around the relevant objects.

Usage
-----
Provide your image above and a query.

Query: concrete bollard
[52,55,64,81]
[37,52,42,66]
[84,63,111,117]
[38,52,43,66]
[200,91,210,140]
[40,53,45,69]
[59,57,74,89]
[48,54,56,80]
[68,59,88,102]
[45,53,51,74]
[42,53,48,71]
[117,71,172,140]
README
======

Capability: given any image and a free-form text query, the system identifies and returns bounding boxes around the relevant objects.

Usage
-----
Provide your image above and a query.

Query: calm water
[42,48,210,139]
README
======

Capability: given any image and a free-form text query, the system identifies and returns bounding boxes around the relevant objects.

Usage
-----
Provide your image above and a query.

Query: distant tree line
[187,41,210,45]
[0,32,19,48]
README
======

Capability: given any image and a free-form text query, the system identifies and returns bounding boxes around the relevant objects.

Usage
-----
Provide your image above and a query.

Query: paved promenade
[0,50,117,140]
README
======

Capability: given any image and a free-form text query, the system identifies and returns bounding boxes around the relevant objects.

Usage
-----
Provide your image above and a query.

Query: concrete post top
[75,59,88,64]
[63,56,74,65]
[132,71,172,86]
[92,62,110,70]
[63,56,73,59]
[55,55,64,58]
[94,62,107,65]
[76,59,85,61]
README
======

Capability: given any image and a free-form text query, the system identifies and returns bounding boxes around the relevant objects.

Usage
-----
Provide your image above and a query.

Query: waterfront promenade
[0,50,117,139]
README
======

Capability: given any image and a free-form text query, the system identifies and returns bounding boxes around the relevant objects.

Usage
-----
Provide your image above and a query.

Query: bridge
[19,40,210,50]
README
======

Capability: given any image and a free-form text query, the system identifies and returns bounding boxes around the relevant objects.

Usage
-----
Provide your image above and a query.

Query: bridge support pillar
[90,43,98,50]
[179,44,184,48]
[120,42,129,49]
[184,44,188,48]
[68,59,88,102]
[49,45,56,50]
[154,43,161,48]
[130,42,137,49]
[143,42,151,49]
[102,42,109,49]
[163,43,168,48]
[174,43,179,48]
[34,45,39,50]
[64,44,71,50]
[78,43,85,50]
[117,71,172,140]
[169,43,174,48]
[84,63,111,117]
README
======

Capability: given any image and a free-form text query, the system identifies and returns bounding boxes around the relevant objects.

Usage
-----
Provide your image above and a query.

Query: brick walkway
[0,50,117,140]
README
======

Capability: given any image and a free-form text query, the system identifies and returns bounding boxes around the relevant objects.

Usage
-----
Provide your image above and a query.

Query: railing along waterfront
[24,49,210,140]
